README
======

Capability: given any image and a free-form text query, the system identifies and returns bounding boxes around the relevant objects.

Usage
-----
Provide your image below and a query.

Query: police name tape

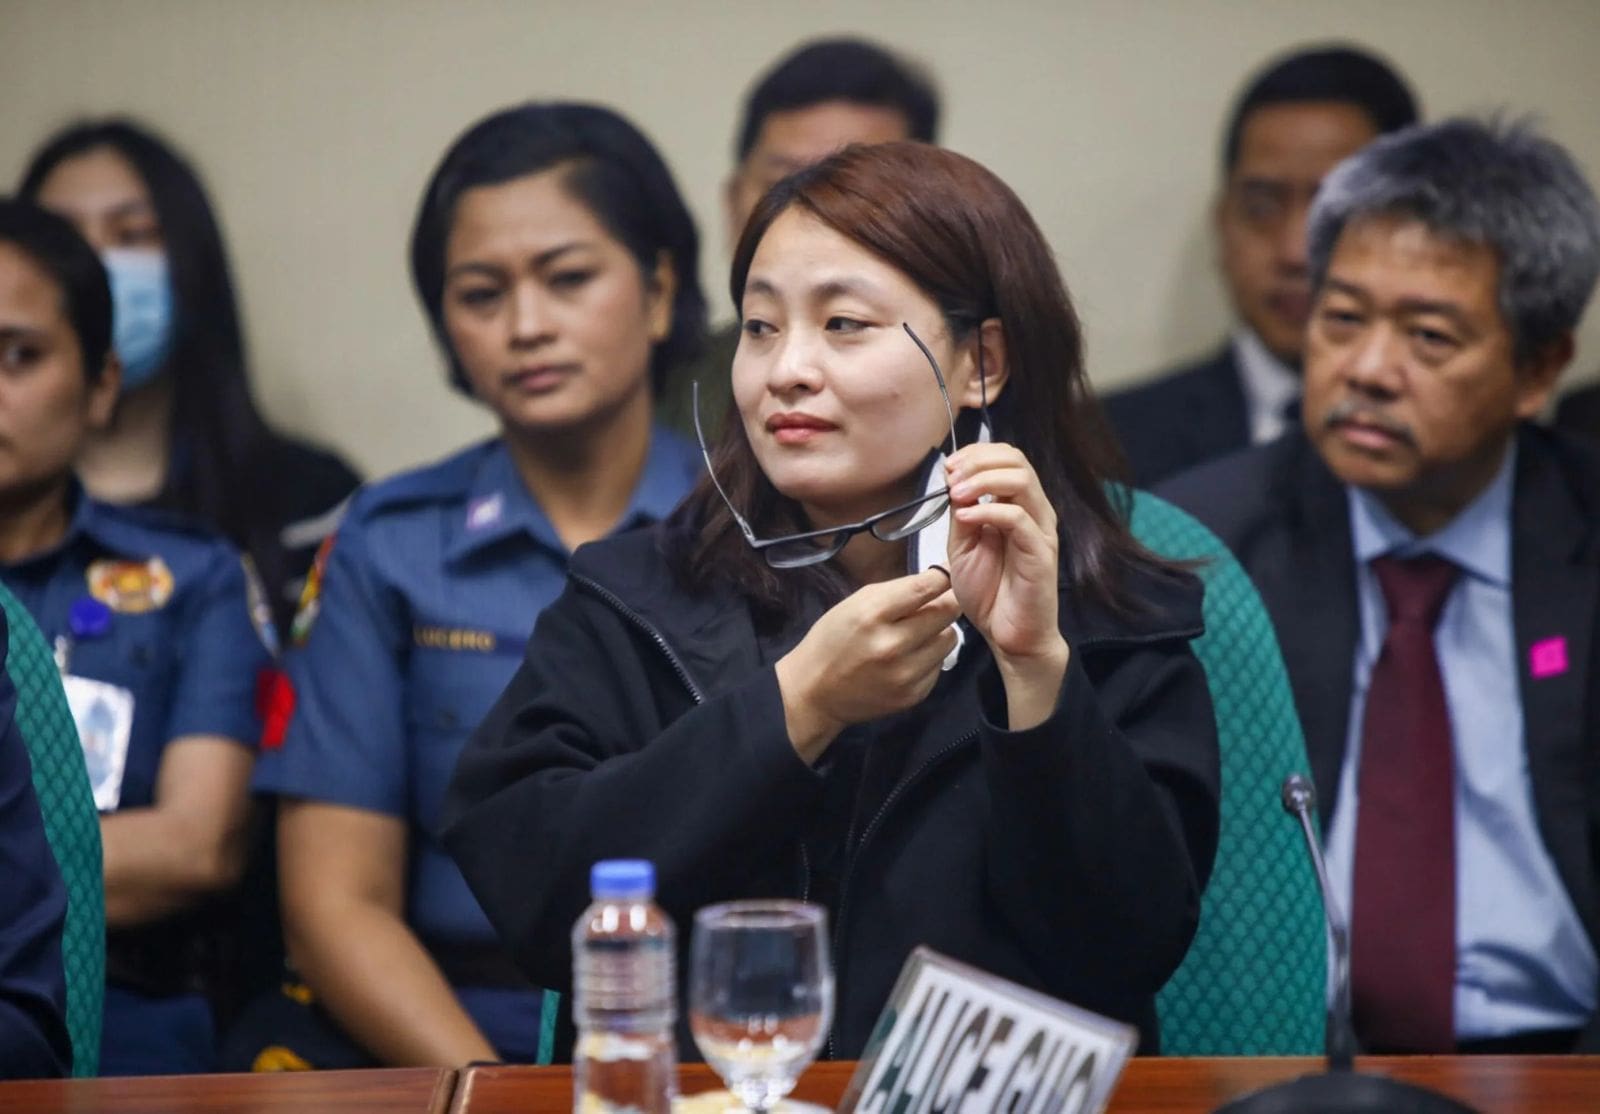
[412,625,499,653]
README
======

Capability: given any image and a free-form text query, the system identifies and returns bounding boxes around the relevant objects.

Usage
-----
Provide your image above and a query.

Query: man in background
[1555,380,1600,442]
[1105,44,1417,485]
[1161,118,1600,1054]
[656,36,940,438]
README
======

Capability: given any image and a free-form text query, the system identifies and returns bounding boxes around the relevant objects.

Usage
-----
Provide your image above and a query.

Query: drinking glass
[689,901,834,1113]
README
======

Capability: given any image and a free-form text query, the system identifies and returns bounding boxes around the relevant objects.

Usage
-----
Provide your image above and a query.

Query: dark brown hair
[672,141,1151,620]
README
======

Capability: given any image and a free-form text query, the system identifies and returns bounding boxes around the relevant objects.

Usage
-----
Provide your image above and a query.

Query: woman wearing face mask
[443,142,1222,1058]
[20,120,364,1038]
[19,119,361,638]
[236,103,705,1069]
[0,198,271,1074]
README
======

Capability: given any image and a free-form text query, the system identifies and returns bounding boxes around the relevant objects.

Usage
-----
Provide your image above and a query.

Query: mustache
[1321,398,1418,448]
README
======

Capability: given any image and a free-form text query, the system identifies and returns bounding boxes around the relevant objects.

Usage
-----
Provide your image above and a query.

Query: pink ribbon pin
[1529,637,1568,679]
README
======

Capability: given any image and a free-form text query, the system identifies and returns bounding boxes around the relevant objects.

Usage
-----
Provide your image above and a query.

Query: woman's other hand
[775,568,959,764]
[945,443,1069,729]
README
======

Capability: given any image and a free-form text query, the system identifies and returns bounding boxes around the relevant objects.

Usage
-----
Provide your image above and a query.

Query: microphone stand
[1286,773,1356,1073]
[1212,775,1478,1114]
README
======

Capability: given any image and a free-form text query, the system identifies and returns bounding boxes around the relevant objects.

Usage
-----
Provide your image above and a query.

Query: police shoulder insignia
[290,534,335,647]
[86,556,175,613]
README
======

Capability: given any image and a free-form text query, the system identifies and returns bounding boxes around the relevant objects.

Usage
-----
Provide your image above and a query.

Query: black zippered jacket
[440,521,1220,1058]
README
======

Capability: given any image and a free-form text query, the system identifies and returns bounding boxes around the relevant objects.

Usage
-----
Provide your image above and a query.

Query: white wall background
[6,0,1600,478]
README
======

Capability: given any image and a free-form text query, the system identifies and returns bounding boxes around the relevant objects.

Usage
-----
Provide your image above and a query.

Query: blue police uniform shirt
[252,431,699,1059]
[0,487,271,1075]
[0,491,270,815]
[1327,444,1598,1039]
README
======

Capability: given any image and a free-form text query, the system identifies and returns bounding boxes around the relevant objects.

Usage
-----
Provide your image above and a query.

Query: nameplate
[838,947,1136,1114]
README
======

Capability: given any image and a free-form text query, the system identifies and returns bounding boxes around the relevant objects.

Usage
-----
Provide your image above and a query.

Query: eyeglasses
[694,322,967,569]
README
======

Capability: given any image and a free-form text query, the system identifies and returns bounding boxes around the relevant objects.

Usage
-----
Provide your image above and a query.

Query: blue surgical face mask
[101,249,175,392]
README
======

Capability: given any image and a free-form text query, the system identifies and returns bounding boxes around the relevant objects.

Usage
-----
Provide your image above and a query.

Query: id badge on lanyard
[55,597,134,812]
[61,675,134,811]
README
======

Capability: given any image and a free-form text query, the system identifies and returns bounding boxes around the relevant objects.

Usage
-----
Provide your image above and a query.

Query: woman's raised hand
[944,443,1069,728]
[775,568,960,765]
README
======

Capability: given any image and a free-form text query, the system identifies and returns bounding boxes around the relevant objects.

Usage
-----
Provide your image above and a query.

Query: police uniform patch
[86,556,175,613]
[466,491,504,531]
[290,534,335,647]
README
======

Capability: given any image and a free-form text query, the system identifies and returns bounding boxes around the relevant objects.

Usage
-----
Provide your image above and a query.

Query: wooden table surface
[449,1056,1600,1114]
[0,1056,1593,1113]
[0,1067,456,1114]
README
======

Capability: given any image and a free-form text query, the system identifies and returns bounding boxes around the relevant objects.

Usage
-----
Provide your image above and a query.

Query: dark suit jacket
[1102,345,1250,487]
[1556,382,1600,443]
[1157,425,1600,1049]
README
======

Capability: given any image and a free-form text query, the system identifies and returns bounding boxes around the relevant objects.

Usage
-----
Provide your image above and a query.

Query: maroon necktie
[1350,553,1460,1052]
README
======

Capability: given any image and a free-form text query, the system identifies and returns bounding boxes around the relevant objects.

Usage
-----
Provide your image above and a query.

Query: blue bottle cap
[68,597,113,641]
[591,859,654,899]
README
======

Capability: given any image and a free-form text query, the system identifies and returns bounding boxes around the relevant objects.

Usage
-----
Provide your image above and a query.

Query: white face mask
[101,249,174,391]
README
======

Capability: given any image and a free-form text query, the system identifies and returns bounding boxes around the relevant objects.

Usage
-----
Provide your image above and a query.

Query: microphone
[1211,775,1478,1114]
[1282,773,1356,1072]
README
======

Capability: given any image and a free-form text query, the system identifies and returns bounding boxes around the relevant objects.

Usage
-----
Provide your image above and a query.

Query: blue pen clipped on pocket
[53,596,113,674]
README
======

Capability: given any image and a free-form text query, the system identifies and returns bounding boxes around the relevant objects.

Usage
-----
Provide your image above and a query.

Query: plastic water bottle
[573,859,677,1114]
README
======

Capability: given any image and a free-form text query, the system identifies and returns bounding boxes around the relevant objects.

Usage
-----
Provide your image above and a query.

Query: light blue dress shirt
[1325,445,1597,1039]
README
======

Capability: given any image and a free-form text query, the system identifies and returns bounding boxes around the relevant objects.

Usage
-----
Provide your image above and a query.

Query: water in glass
[690,901,833,1113]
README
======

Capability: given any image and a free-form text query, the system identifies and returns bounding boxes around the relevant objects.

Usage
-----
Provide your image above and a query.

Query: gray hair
[1308,117,1600,364]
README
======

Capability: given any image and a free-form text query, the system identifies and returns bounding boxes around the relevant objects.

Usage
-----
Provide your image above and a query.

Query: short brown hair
[674,141,1160,621]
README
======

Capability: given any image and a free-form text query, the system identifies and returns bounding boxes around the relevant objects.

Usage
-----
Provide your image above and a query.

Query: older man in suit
[1556,380,1600,442]
[1161,118,1600,1054]
[1105,45,1417,485]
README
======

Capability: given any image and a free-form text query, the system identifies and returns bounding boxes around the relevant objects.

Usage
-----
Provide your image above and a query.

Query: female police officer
[0,198,270,1075]
[242,103,705,1068]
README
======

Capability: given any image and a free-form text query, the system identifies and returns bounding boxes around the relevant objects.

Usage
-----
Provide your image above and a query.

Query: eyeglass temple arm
[901,323,959,454]
[692,381,759,544]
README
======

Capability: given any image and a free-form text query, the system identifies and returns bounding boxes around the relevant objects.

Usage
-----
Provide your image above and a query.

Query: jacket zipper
[570,573,704,704]
[574,571,814,901]
[825,728,979,1060]
[574,572,982,1059]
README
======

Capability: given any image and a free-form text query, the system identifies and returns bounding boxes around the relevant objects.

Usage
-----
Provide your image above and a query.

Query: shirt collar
[62,482,98,545]
[2,483,140,573]
[445,429,695,564]
[1347,441,1516,587]
[1231,327,1301,443]
[630,428,700,522]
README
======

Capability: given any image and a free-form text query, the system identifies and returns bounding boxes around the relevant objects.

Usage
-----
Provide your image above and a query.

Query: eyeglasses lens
[870,491,951,543]
[762,532,852,569]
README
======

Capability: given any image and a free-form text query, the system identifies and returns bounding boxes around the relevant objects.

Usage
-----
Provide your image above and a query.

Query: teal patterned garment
[0,584,104,1075]
[1128,489,1326,1056]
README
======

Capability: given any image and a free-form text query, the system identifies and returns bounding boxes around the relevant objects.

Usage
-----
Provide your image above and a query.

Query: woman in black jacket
[443,142,1220,1057]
